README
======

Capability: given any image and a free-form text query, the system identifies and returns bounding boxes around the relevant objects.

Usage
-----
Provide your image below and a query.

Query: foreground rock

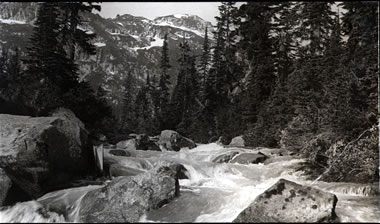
[0,109,95,198]
[234,179,338,223]
[158,130,196,151]
[78,163,181,222]
[0,168,12,206]
[229,136,245,147]
[230,152,267,164]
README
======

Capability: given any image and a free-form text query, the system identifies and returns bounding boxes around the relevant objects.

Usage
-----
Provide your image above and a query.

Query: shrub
[300,132,338,167]
[323,125,379,183]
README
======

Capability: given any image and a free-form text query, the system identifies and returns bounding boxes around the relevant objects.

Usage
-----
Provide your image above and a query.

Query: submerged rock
[78,163,181,222]
[229,136,245,147]
[109,163,145,177]
[0,110,94,198]
[116,134,161,151]
[212,151,240,163]
[0,168,12,206]
[234,179,338,223]
[230,152,267,164]
[158,130,196,151]
[108,149,130,157]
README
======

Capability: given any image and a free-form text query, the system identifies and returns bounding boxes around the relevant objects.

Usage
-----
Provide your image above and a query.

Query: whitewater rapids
[0,143,379,223]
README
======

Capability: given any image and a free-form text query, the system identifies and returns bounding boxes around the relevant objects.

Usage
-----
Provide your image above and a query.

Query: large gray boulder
[78,162,181,222]
[234,179,338,223]
[0,168,12,206]
[230,152,268,165]
[158,130,196,151]
[0,109,94,198]
[229,136,245,147]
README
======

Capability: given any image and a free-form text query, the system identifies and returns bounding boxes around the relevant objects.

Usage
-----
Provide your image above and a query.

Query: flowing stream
[0,143,379,222]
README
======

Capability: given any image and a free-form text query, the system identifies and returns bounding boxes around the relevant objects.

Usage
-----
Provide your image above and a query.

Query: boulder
[212,151,240,163]
[158,130,196,151]
[0,168,12,206]
[78,163,181,222]
[230,152,267,165]
[136,134,161,151]
[233,179,338,223]
[229,136,245,147]
[116,138,136,150]
[216,136,229,145]
[0,110,95,198]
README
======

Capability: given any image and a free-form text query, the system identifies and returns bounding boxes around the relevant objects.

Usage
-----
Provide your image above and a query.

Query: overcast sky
[99,2,245,25]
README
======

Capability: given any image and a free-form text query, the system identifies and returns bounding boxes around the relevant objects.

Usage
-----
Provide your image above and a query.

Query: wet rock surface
[78,163,181,222]
[230,152,268,164]
[234,179,338,223]
[212,151,240,163]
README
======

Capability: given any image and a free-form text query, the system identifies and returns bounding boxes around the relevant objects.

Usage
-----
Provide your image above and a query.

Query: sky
[99,2,245,25]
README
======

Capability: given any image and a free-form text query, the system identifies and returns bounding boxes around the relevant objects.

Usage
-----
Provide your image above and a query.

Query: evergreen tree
[238,2,276,126]
[121,71,137,133]
[0,46,8,90]
[292,2,334,57]
[21,2,73,115]
[198,27,211,103]
[170,38,200,135]
[59,2,101,60]
[135,74,157,135]
[158,33,171,130]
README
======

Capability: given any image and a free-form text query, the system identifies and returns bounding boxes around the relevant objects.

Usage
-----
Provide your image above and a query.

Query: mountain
[0,3,214,117]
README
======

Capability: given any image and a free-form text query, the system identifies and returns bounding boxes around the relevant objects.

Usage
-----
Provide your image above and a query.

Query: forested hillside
[0,2,378,183]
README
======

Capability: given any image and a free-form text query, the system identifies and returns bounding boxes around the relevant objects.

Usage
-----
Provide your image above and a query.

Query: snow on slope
[173,14,189,19]
[131,35,164,51]
[154,21,204,37]
[0,18,26,24]
[94,42,106,47]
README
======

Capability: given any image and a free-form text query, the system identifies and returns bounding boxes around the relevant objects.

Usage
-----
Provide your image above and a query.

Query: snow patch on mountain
[149,35,164,47]
[130,34,141,41]
[154,21,203,37]
[131,35,164,51]
[0,18,26,24]
[141,19,151,23]
[94,42,106,47]
[173,14,189,19]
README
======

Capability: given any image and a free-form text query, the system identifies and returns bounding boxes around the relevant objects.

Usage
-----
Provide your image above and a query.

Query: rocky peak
[153,14,213,38]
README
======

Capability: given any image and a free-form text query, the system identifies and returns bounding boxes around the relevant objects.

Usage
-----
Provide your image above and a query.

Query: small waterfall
[322,183,379,196]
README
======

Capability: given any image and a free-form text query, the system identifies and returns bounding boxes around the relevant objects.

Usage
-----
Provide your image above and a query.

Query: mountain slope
[0,3,214,116]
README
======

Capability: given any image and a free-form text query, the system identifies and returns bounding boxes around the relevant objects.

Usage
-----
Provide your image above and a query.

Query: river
[0,143,379,222]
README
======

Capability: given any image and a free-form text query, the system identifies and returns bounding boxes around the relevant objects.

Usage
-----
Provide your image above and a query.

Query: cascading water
[0,143,379,223]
